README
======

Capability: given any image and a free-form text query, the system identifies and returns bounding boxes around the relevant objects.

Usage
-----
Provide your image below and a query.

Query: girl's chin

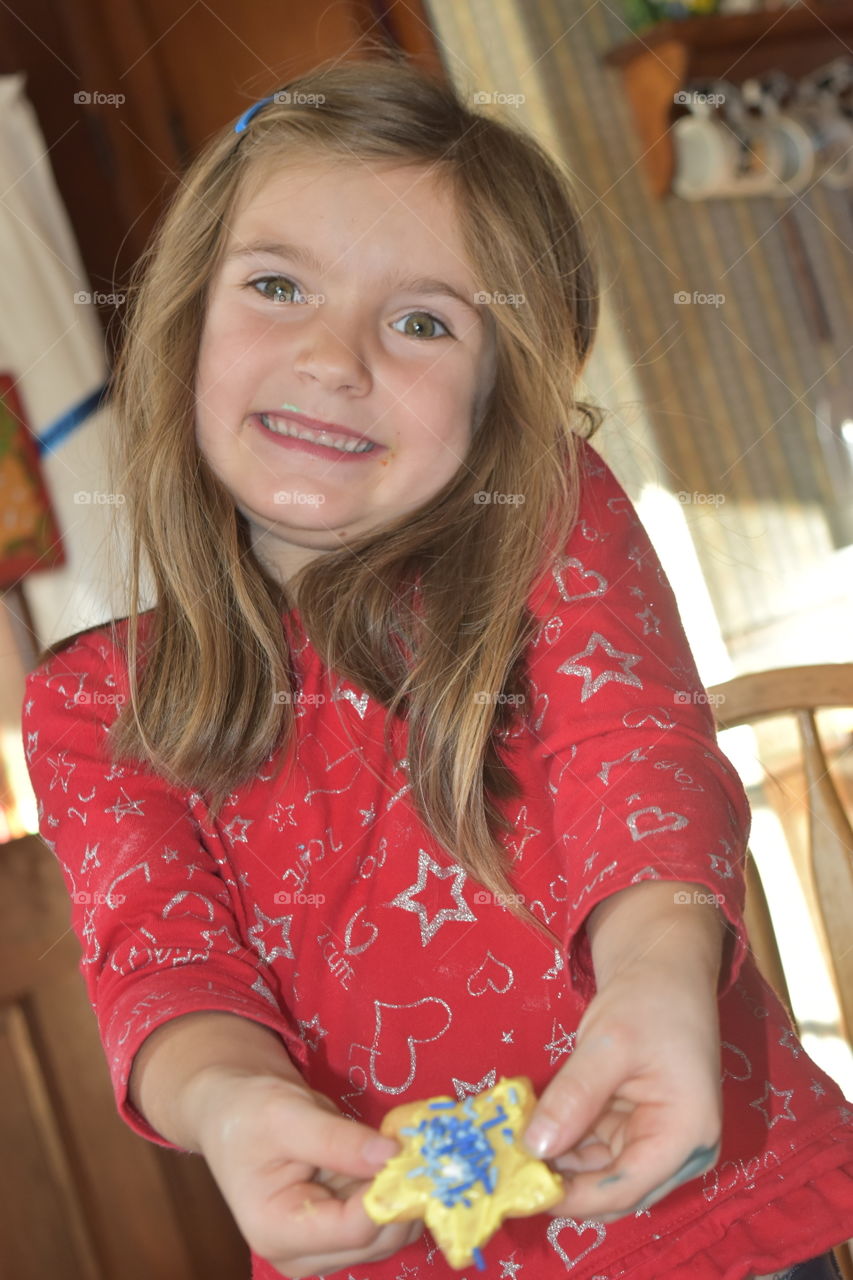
[237,495,337,526]
[244,509,357,549]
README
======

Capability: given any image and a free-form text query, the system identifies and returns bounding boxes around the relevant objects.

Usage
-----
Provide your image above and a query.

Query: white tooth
[260,413,372,452]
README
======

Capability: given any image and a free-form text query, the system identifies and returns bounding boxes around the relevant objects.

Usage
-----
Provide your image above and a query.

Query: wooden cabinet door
[0,832,250,1279]
[0,0,442,362]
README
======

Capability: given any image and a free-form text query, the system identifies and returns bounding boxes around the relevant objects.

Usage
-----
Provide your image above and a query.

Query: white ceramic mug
[792,106,853,190]
[755,114,815,192]
[672,94,815,198]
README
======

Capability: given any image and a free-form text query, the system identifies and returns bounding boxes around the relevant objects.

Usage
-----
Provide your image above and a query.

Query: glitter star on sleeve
[362,1076,563,1270]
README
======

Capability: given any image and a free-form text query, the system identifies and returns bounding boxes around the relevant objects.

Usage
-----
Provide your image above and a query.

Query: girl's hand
[521,960,723,1224]
[190,1069,424,1278]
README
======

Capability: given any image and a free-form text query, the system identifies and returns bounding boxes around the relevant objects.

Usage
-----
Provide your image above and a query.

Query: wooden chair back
[707,664,853,1046]
[708,664,853,1280]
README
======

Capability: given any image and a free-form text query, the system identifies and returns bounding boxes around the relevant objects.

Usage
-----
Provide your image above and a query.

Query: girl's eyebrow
[226,238,482,320]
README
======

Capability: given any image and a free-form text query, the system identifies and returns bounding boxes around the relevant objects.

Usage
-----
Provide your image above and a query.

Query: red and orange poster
[0,374,65,588]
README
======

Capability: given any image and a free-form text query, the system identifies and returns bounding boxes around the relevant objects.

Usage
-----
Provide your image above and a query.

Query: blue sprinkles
[402,1101,511,1210]
[472,1246,487,1270]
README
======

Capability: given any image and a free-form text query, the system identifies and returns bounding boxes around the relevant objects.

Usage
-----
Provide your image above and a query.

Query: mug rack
[602,2,853,196]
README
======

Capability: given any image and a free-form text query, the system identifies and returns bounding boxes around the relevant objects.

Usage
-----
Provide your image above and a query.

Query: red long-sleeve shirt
[22,439,853,1279]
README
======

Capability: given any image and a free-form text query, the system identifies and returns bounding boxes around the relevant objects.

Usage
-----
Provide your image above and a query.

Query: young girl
[22,53,853,1280]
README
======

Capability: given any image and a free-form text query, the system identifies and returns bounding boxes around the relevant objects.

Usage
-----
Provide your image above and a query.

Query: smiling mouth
[258,413,377,453]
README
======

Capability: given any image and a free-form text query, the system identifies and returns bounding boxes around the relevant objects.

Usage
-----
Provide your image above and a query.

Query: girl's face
[195,158,497,586]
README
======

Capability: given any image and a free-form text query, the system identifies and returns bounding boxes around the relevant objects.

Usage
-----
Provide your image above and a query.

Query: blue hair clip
[234,93,277,135]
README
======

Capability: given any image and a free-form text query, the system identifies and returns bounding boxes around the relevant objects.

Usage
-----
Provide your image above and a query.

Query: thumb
[521,1032,623,1160]
[281,1090,401,1178]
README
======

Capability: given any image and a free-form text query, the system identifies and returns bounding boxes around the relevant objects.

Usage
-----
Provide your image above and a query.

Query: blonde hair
[102,49,603,951]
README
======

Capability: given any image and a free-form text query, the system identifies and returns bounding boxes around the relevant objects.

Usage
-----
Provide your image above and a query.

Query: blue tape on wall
[36,381,110,456]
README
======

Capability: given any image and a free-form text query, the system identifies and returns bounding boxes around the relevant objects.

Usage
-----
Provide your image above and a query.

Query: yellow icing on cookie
[362,1075,564,1269]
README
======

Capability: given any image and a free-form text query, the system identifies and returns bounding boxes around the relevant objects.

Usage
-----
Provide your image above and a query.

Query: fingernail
[523,1118,559,1158]
[362,1136,399,1167]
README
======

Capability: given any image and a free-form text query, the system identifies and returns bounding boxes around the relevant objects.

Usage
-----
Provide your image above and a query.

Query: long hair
[104,49,604,951]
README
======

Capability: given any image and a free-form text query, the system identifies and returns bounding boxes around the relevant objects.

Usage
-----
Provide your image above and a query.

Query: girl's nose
[291,312,370,394]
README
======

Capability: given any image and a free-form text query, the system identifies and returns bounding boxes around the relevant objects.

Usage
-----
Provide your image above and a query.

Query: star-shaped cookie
[362,1075,564,1269]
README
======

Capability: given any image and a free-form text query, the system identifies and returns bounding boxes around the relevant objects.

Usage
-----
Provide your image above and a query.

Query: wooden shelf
[602,3,853,197]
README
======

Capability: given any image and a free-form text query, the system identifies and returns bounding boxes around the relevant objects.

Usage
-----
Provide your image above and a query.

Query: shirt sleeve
[21,626,309,1152]
[525,438,753,1004]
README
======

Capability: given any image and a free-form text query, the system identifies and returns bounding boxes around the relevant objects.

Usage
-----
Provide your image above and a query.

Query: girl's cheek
[199,329,265,393]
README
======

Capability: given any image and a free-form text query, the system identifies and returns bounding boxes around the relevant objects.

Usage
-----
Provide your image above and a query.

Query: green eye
[392,312,451,339]
[246,280,451,339]
[249,276,302,303]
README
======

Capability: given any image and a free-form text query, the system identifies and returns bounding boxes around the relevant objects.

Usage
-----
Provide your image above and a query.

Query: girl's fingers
[594,1133,721,1222]
[551,1097,635,1172]
[549,1110,720,1224]
[552,1138,612,1173]
[268,1216,424,1279]
[260,1088,400,1182]
[205,1081,418,1275]
[312,1167,367,1197]
[523,1033,635,1159]
[255,1173,396,1260]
